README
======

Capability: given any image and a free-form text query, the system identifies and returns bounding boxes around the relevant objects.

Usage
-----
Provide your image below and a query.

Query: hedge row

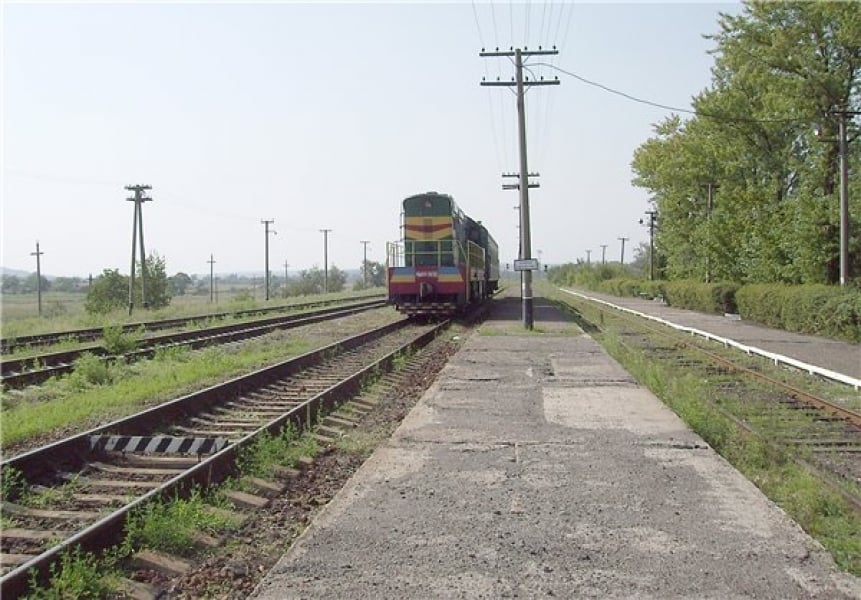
[583,279,861,343]
[735,284,861,343]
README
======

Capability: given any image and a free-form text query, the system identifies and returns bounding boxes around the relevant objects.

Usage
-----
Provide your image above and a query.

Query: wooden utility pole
[618,237,630,265]
[31,241,44,316]
[360,240,370,288]
[481,46,559,330]
[125,184,152,315]
[207,254,216,303]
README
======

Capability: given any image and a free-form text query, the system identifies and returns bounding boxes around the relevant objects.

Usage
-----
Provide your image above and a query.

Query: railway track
[0,298,387,389]
[555,290,861,506]
[0,293,386,356]
[0,317,446,599]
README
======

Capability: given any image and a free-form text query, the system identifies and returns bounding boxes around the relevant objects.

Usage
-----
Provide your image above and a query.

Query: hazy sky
[2,1,740,278]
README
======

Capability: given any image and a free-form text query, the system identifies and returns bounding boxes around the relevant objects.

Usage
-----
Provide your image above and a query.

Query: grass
[1,332,313,449]
[236,425,319,480]
[1,287,385,341]
[23,547,125,600]
[123,488,239,557]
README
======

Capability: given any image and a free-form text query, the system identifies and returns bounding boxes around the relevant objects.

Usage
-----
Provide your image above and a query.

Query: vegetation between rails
[1,332,313,449]
[546,287,861,576]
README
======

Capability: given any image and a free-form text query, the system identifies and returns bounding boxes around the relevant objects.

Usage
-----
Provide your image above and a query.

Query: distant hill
[0,267,33,278]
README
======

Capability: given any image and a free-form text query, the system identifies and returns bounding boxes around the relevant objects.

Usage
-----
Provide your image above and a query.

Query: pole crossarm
[481,80,559,87]
[480,48,559,57]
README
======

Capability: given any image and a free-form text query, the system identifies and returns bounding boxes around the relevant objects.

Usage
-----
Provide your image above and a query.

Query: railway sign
[513,258,539,271]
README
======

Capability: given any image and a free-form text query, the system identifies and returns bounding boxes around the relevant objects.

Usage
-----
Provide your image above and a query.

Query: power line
[535,62,818,125]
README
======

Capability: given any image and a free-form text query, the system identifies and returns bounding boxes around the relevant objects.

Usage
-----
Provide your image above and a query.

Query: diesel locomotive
[387,191,500,316]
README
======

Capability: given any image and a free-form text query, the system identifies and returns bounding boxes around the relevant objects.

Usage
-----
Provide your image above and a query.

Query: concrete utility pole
[261,219,276,301]
[31,241,44,316]
[320,229,332,294]
[639,210,658,281]
[831,110,859,286]
[360,240,371,287]
[482,45,559,330]
[207,254,216,303]
[701,183,718,283]
[600,244,608,264]
[618,237,630,265]
[585,249,591,266]
[125,184,152,315]
[283,260,290,297]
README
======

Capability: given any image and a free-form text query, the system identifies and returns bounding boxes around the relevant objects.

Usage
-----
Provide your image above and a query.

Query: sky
[2,1,741,278]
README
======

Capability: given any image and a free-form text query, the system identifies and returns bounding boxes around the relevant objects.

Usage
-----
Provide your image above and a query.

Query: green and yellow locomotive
[387,192,499,316]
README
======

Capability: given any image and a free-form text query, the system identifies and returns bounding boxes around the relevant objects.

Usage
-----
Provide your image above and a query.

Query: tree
[287,265,347,296]
[52,277,84,293]
[169,272,193,296]
[22,273,51,294]
[85,269,128,314]
[631,1,860,285]
[355,260,386,290]
[137,252,171,309]
[1,275,21,294]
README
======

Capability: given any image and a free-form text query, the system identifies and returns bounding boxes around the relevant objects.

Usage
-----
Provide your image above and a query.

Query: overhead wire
[534,62,818,125]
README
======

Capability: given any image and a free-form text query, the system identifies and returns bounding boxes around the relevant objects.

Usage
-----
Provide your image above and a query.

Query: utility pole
[701,183,718,283]
[585,249,591,266]
[125,184,152,315]
[207,254,216,303]
[320,229,332,294]
[600,244,608,264]
[618,237,630,265]
[482,45,559,330]
[31,241,44,316]
[283,260,290,297]
[639,210,658,281]
[261,219,276,301]
[360,240,371,288]
[830,110,859,286]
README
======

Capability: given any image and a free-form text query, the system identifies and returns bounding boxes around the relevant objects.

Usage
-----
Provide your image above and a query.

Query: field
[0,286,383,340]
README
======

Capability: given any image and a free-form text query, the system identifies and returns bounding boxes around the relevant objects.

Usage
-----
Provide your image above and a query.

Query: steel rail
[1,317,446,599]
[561,289,861,390]
[1,299,386,389]
[560,290,860,428]
[0,293,386,355]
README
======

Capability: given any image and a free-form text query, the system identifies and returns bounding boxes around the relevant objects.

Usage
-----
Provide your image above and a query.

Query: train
[387,191,499,316]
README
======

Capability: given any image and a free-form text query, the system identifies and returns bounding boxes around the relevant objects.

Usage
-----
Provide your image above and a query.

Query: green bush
[736,284,861,342]
[101,325,141,355]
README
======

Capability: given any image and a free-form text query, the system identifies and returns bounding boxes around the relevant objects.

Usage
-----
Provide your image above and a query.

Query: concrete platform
[252,296,861,599]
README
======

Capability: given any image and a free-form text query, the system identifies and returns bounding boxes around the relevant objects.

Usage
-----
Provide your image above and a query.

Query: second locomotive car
[387,191,499,316]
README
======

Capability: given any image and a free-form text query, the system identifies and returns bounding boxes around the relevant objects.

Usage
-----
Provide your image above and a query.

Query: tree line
[2,252,387,315]
[631,1,859,285]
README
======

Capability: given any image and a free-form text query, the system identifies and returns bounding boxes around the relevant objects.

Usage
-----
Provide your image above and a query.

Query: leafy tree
[631,1,860,285]
[1,275,21,294]
[85,269,128,314]
[287,265,347,296]
[137,252,171,309]
[168,272,193,296]
[355,260,386,290]
[22,273,51,294]
[52,277,84,293]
